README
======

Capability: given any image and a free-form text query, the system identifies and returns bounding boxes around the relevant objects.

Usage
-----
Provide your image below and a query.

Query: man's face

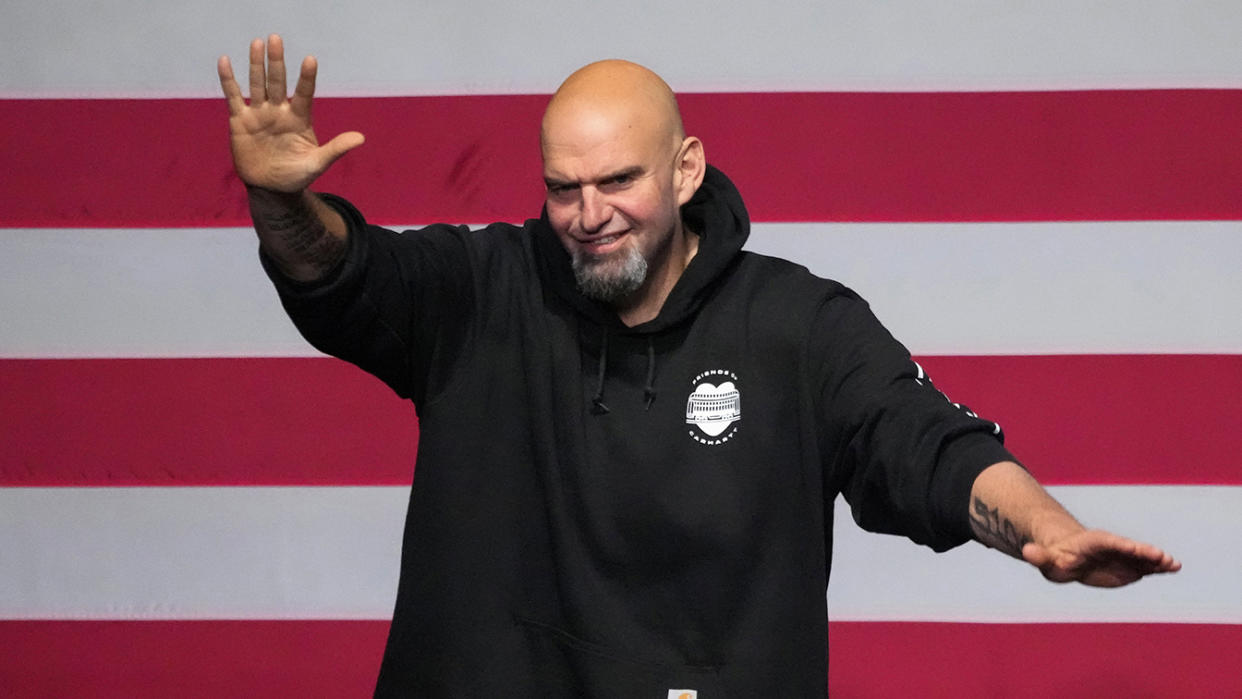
[542,110,684,303]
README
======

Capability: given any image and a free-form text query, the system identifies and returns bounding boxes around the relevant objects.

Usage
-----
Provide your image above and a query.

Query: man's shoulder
[701,250,866,341]
[731,249,853,301]
[395,219,533,243]
[381,219,543,270]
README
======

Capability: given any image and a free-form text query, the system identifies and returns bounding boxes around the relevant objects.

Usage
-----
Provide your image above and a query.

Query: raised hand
[1022,529,1182,588]
[217,34,364,193]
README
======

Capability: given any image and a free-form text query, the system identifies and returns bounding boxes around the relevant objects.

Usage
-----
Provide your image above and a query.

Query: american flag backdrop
[2,2,1241,696]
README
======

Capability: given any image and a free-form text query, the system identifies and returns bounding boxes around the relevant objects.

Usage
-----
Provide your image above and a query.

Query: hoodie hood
[534,164,751,335]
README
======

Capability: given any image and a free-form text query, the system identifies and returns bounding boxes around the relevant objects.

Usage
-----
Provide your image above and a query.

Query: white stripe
[3,2,1242,97]
[4,221,1240,358]
[830,486,1240,623]
[0,487,405,620]
[746,221,1242,356]
[1,485,1236,622]
[0,228,312,358]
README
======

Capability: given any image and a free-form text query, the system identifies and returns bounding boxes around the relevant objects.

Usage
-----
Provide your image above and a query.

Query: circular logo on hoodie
[686,369,741,445]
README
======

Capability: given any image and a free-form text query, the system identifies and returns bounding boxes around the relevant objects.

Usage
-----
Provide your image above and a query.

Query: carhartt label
[668,691,697,699]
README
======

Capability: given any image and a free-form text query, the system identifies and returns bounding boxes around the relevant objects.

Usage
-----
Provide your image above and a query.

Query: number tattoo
[970,496,1030,558]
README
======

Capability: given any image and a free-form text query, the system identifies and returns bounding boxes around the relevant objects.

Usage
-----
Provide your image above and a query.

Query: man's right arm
[218,34,364,282]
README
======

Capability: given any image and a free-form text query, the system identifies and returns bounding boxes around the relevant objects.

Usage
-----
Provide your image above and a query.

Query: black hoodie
[264,165,1013,697]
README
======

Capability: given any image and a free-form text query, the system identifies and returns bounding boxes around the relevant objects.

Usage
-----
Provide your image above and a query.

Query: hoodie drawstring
[591,328,610,415]
[589,331,658,414]
[643,338,657,410]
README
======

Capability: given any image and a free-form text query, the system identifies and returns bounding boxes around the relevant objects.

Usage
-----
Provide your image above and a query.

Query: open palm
[217,35,363,193]
[1023,529,1181,588]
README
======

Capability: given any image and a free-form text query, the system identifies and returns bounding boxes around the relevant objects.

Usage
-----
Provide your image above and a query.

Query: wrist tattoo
[252,191,346,277]
[970,496,1031,557]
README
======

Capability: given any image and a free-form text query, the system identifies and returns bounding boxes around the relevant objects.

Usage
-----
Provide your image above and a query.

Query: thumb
[1021,542,1049,569]
[1022,542,1061,578]
[1022,542,1078,583]
[316,130,366,171]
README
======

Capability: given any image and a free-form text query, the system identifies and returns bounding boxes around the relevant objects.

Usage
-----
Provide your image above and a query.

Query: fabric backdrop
[2,2,1240,696]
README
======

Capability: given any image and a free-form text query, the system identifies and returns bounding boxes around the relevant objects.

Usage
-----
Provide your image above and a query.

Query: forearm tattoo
[252,191,346,278]
[970,496,1031,558]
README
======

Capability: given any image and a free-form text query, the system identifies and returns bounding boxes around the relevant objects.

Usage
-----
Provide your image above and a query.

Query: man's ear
[673,136,706,206]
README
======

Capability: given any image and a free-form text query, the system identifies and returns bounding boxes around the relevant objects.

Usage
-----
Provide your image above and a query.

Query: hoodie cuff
[929,431,1019,549]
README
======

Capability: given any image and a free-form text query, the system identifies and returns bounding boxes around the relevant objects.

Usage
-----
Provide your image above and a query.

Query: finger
[1087,549,1177,586]
[316,131,366,171]
[1131,546,1181,573]
[267,34,288,105]
[303,131,364,186]
[217,56,245,115]
[1132,541,1180,568]
[1088,533,1179,569]
[248,38,266,104]
[290,55,318,119]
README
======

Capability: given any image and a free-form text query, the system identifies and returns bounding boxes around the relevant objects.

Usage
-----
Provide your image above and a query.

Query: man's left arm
[969,461,1181,587]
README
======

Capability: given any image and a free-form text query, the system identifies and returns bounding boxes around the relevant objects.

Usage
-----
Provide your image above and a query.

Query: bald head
[541,60,685,160]
[539,60,706,322]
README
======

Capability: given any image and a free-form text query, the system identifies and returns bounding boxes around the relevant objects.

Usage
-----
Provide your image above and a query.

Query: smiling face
[541,60,704,318]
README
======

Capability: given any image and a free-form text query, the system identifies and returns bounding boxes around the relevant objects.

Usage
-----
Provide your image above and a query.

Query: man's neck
[615,227,700,327]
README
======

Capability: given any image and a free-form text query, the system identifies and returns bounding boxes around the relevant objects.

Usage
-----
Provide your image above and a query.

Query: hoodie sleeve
[259,193,475,407]
[811,289,1015,551]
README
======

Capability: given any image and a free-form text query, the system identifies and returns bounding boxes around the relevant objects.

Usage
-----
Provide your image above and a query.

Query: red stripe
[0,620,388,698]
[1,354,1237,486]
[3,90,1241,227]
[0,358,418,486]
[0,620,1235,697]
[915,354,1242,485]
[828,621,1242,698]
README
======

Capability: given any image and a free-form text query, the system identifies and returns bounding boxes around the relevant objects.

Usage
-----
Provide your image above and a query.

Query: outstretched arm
[969,461,1181,587]
[218,34,364,281]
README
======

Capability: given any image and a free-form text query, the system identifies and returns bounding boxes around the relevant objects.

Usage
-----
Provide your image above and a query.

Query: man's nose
[579,187,611,233]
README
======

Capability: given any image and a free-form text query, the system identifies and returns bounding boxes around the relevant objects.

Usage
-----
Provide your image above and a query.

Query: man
[218,35,1179,697]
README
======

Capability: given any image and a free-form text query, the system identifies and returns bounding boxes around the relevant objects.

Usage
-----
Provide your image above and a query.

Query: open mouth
[578,231,629,256]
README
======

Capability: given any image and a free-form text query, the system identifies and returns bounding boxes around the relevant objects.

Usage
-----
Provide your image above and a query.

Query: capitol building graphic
[685,381,741,438]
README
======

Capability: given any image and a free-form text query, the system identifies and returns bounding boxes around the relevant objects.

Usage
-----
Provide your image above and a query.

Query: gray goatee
[572,245,648,303]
